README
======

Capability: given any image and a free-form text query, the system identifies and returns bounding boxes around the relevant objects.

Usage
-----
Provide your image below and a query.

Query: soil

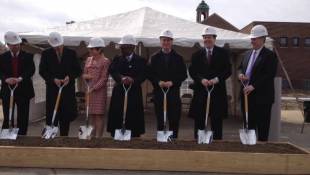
[0,136,307,154]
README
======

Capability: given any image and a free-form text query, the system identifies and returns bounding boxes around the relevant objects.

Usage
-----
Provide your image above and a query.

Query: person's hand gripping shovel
[0,84,19,140]
[198,84,214,144]
[239,80,256,145]
[42,83,65,139]
[114,84,132,141]
[157,87,173,142]
[78,80,94,139]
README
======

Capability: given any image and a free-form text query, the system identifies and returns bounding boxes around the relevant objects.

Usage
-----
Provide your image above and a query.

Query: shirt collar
[253,46,263,56]
[10,51,20,58]
[205,47,214,54]
[126,53,134,61]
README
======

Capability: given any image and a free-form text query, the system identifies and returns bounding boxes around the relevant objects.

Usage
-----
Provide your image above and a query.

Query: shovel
[157,87,173,142]
[114,84,132,141]
[42,84,65,139]
[0,84,19,140]
[239,81,256,145]
[198,84,214,144]
[78,81,93,139]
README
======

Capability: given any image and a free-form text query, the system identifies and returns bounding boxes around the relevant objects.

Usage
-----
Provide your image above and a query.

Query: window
[292,37,299,47]
[304,38,310,47]
[279,37,288,47]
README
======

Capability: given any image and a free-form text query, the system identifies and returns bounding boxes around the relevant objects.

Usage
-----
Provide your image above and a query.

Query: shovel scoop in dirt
[239,81,256,145]
[114,84,132,141]
[42,84,65,139]
[78,82,93,140]
[0,84,19,140]
[198,85,214,144]
[157,87,173,142]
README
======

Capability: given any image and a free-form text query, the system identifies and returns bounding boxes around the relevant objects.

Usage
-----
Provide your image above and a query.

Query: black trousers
[46,109,71,136]
[153,89,181,138]
[192,91,224,140]
[242,99,272,141]
[1,96,30,135]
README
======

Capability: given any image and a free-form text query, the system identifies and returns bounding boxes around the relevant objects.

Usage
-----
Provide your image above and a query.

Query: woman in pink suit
[82,37,110,137]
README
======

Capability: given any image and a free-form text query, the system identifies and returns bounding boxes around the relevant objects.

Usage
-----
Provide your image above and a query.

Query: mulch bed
[0,136,307,154]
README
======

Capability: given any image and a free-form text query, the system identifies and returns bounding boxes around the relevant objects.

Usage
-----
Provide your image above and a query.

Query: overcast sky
[1,0,310,43]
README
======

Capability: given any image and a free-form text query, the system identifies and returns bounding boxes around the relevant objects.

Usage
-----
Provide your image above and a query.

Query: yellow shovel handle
[9,95,14,110]
[54,90,62,115]
[124,93,128,115]
[244,93,248,113]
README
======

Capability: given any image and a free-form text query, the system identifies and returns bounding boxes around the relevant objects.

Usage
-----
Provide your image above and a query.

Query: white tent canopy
[20,7,272,49]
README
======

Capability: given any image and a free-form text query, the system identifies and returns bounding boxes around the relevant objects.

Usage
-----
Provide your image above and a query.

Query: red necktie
[207,49,212,64]
[12,55,19,77]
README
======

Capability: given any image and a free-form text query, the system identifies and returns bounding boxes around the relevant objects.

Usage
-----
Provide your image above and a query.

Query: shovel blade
[197,130,213,144]
[156,130,173,142]
[239,129,248,145]
[78,125,93,140]
[42,126,59,139]
[0,128,19,140]
[239,129,257,145]
[114,129,131,141]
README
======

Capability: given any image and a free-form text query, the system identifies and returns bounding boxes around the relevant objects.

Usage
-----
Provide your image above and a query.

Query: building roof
[240,21,310,37]
[202,13,239,32]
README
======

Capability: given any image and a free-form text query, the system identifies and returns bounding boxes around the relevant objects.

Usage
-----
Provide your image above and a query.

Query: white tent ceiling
[20,7,272,49]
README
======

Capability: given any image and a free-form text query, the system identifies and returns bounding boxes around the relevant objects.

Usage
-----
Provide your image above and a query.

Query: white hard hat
[202,26,217,36]
[249,25,268,38]
[119,35,137,45]
[159,29,173,39]
[87,37,105,48]
[48,32,64,47]
[4,31,22,45]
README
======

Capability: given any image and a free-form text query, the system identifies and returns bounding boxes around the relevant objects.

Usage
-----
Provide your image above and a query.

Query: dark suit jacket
[239,47,278,104]
[0,50,35,99]
[39,47,82,122]
[147,49,187,93]
[189,46,231,116]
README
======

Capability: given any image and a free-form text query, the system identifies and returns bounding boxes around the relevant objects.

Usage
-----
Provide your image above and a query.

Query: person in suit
[238,25,278,141]
[189,27,232,140]
[39,32,82,136]
[147,29,187,139]
[0,31,35,135]
[107,35,146,137]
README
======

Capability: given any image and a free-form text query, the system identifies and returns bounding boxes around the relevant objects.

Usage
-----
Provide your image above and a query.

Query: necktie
[56,50,62,63]
[245,51,257,78]
[207,49,212,64]
[12,55,19,77]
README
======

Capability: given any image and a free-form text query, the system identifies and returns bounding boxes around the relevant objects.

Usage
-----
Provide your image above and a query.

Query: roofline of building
[241,20,310,31]
[204,13,240,31]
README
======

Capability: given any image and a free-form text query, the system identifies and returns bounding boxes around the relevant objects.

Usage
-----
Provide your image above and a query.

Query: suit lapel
[252,47,265,75]
[6,52,13,76]
[251,47,265,73]
[201,49,209,66]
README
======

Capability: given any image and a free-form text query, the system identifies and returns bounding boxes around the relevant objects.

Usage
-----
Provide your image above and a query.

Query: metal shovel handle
[240,80,249,130]
[204,85,213,131]
[51,84,65,127]
[84,81,90,127]
[8,84,18,128]
[121,84,132,131]
[161,87,170,131]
